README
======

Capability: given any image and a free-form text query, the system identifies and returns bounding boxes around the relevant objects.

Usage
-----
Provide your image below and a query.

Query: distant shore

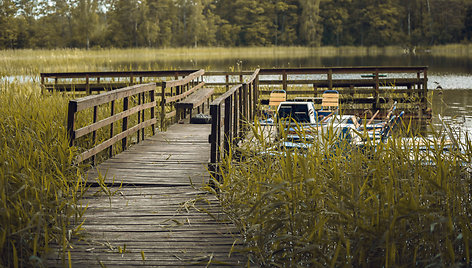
[1,44,471,76]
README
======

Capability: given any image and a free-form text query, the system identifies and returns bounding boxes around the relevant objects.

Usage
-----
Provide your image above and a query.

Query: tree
[0,0,18,48]
[320,0,351,46]
[299,0,323,46]
[69,0,101,49]
[464,4,472,41]
[106,0,140,47]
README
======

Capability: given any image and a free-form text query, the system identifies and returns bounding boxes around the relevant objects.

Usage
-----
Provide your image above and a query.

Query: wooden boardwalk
[47,124,246,267]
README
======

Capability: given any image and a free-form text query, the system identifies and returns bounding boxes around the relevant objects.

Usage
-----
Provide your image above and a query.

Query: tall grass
[0,80,87,267]
[215,119,472,267]
[0,46,428,77]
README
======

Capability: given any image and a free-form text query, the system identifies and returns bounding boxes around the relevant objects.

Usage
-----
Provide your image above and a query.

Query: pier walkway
[47,123,246,267]
[42,67,430,267]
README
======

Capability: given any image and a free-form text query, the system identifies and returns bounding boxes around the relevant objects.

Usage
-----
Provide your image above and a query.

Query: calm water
[5,52,472,134]
[165,53,472,134]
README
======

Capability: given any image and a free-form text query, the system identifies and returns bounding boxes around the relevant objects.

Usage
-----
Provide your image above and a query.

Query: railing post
[137,92,142,143]
[40,75,45,94]
[282,71,287,92]
[242,83,248,123]
[122,96,129,151]
[67,101,78,147]
[248,83,253,121]
[238,86,243,139]
[209,104,221,184]
[224,95,233,158]
[92,106,98,165]
[109,100,115,157]
[160,82,166,130]
[253,76,258,118]
[86,74,90,95]
[328,69,333,90]
[150,87,156,136]
[233,91,239,144]
[141,92,145,141]
[374,69,380,111]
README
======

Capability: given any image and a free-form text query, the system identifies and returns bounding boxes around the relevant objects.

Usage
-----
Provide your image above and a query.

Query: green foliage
[0,81,87,267]
[2,0,470,49]
[216,119,472,266]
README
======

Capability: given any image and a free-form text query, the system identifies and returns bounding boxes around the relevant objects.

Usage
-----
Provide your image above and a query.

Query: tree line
[1,0,472,49]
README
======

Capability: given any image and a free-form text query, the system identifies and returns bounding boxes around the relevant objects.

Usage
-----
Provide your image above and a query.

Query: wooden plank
[75,101,156,139]
[166,81,205,103]
[75,83,156,112]
[76,118,157,163]
[164,69,205,88]
[48,124,246,267]
[175,88,215,109]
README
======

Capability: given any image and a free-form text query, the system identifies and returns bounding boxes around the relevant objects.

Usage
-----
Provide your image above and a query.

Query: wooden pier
[42,66,430,266]
[47,123,246,267]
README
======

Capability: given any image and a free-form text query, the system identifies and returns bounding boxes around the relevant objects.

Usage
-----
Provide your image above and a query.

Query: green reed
[0,81,87,267]
[215,118,472,267]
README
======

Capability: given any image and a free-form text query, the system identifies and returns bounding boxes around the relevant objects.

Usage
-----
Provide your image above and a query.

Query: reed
[215,118,472,267]
[0,81,87,267]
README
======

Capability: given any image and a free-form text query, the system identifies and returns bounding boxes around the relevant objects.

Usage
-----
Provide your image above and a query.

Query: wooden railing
[41,70,199,94]
[66,70,207,165]
[208,69,260,183]
[159,69,205,129]
[257,66,428,118]
[67,83,157,164]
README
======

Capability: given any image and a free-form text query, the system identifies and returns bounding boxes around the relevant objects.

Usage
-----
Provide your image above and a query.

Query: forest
[1,0,472,49]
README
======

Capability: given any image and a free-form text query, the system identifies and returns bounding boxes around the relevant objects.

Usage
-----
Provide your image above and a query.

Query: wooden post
[254,75,259,117]
[238,86,243,139]
[67,101,78,147]
[137,92,141,143]
[150,88,156,136]
[160,82,166,131]
[109,100,115,157]
[233,91,239,144]
[122,96,129,151]
[141,92,145,141]
[282,71,287,92]
[328,69,333,90]
[40,75,45,94]
[92,106,98,165]
[224,95,233,158]
[374,69,380,110]
[226,75,229,91]
[86,75,90,95]
[248,83,253,121]
[209,104,221,183]
[242,83,248,122]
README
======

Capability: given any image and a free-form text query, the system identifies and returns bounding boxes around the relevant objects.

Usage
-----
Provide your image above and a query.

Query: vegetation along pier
[41,67,431,266]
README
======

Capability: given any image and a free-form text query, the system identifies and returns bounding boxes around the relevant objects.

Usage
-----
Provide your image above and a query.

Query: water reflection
[431,89,472,134]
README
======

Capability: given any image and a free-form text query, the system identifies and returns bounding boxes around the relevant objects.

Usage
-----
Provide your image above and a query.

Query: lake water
[4,52,472,135]
[176,53,472,135]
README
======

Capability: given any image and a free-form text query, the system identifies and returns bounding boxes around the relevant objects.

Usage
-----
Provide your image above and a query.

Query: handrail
[67,83,157,164]
[163,69,205,88]
[41,70,199,78]
[41,70,199,94]
[159,69,206,129]
[208,69,260,184]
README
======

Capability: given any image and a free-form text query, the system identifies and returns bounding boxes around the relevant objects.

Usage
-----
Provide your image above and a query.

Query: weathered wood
[75,101,156,139]
[48,124,246,267]
[76,118,156,163]
[163,69,205,88]
[165,81,205,103]
[75,83,156,112]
